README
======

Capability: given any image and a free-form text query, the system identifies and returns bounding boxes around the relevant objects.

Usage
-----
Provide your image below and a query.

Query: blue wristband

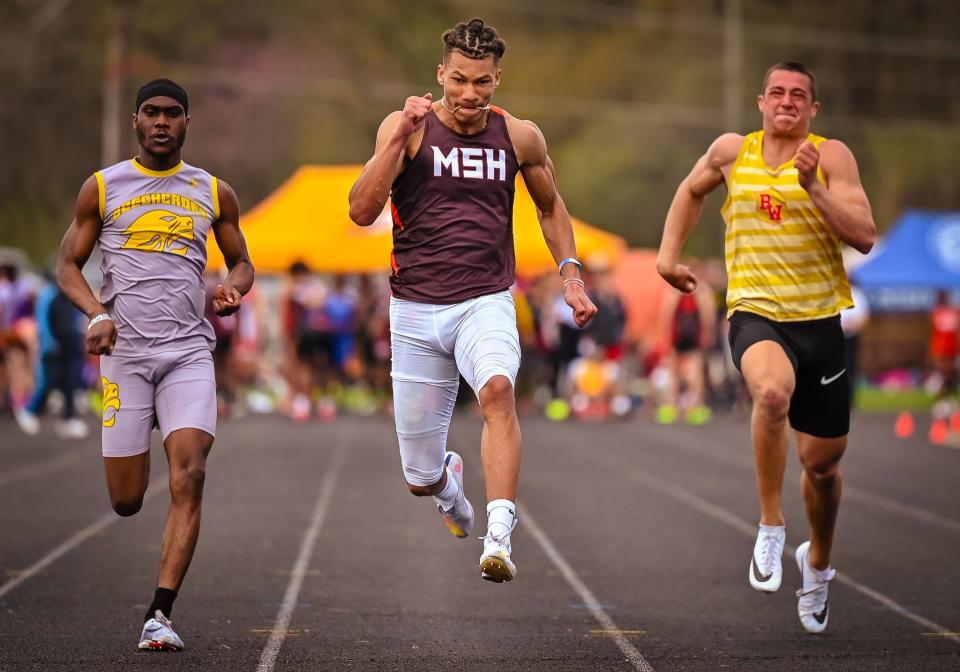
[558,257,583,275]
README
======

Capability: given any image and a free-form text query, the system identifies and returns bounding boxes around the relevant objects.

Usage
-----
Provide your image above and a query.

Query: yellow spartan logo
[101,376,121,427]
[122,209,194,255]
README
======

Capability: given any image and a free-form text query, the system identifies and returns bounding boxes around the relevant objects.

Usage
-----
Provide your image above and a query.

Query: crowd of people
[2,254,752,438]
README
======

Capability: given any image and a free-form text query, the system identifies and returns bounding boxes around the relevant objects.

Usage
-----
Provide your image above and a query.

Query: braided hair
[442,18,506,63]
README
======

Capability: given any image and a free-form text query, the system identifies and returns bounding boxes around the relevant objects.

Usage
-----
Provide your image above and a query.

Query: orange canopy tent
[207,165,625,276]
[612,248,674,347]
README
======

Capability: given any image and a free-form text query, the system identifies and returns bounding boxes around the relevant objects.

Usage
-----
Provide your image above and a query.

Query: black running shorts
[728,310,849,438]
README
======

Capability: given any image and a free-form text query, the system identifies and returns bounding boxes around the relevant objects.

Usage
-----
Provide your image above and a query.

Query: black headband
[135,79,188,113]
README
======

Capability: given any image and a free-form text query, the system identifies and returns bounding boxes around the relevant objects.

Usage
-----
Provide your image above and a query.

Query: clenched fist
[794,141,820,190]
[213,284,242,316]
[657,261,698,294]
[563,282,599,328]
[86,318,117,356]
[396,93,434,138]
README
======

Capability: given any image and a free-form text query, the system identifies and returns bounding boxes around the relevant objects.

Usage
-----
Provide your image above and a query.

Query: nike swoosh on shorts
[820,369,846,385]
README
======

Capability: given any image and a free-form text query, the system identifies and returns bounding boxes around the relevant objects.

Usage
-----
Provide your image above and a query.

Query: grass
[855,386,935,412]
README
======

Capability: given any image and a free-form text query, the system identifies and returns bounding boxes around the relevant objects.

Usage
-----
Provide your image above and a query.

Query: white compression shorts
[389,290,521,487]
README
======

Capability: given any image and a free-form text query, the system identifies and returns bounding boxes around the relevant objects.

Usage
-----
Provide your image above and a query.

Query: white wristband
[562,278,585,290]
[87,313,113,330]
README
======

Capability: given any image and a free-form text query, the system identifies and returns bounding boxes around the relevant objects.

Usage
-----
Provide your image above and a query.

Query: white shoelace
[796,561,836,614]
[755,530,785,575]
[480,517,518,546]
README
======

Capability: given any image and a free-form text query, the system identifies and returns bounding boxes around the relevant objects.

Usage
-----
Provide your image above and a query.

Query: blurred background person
[584,254,627,362]
[655,266,716,425]
[354,273,392,405]
[1,262,38,427]
[927,289,958,400]
[281,261,334,421]
[17,270,87,438]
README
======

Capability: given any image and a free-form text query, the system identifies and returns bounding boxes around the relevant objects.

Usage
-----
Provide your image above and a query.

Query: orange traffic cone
[894,411,914,439]
[949,411,960,434]
[929,417,949,445]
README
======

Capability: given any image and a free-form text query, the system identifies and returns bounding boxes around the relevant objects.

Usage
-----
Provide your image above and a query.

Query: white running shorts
[389,290,521,486]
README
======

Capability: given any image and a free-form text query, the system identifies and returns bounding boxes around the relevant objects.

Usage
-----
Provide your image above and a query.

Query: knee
[800,453,842,487]
[112,497,143,517]
[479,376,515,416]
[753,383,791,420]
[170,461,206,502]
[407,482,436,497]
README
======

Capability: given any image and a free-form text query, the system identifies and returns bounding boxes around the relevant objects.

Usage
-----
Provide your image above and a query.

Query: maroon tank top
[389,107,520,304]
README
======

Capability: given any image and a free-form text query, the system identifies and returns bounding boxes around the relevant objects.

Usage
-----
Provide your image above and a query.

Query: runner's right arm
[348,94,432,227]
[56,175,117,355]
[657,133,742,293]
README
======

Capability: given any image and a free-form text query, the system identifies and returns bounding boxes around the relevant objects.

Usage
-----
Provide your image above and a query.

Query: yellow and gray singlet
[95,158,219,355]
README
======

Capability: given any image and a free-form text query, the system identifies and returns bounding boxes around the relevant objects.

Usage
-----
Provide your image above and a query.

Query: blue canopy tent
[851,210,960,311]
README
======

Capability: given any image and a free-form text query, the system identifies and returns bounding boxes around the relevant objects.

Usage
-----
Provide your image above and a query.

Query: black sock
[145,587,178,622]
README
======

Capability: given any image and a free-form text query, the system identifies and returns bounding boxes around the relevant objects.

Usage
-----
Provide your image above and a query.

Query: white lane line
[520,504,655,672]
[650,426,960,535]
[596,452,960,646]
[0,472,168,600]
[256,439,348,672]
[0,451,85,490]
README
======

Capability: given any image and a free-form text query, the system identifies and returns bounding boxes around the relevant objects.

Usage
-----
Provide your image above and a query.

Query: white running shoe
[437,452,473,538]
[14,409,39,436]
[138,610,184,651]
[479,519,517,583]
[55,418,89,439]
[795,541,836,634]
[748,525,785,592]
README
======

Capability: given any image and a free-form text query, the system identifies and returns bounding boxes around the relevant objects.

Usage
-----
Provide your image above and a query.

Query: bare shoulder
[79,173,99,198]
[817,139,862,182]
[378,110,405,136]
[504,113,544,145]
[76,174,101,215]
[215,177,240,220]
[375,109,422,155]
[504,113,546,165]
[818,138,856,164]
[706,133,744,169]
[216,177,238,201]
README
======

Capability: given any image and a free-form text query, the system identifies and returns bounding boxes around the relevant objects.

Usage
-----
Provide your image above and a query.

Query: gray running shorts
[99,348,216,457]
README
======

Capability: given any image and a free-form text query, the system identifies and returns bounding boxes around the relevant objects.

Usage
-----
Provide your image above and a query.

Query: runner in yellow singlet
[657,62,875,634]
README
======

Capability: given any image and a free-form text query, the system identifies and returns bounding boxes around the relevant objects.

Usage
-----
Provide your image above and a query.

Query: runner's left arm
[211,179,255,317]
[515,119,598,329]
[795,139,875,254]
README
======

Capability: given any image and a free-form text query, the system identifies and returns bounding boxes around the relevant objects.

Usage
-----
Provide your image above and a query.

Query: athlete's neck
[761,128,808,167]
[433,102,489,136]
[135,151,182,172]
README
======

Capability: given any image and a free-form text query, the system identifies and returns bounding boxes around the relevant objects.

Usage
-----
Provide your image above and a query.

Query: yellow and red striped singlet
[720,130,852,321]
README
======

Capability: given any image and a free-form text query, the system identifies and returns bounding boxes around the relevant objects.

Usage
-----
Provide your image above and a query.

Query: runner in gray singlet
[56,79,254,652]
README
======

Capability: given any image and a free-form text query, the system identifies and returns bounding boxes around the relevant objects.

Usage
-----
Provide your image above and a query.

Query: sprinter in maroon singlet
[349,18,597,583]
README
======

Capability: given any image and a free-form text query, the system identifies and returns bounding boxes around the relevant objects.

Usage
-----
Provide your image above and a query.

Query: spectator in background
[17,273,87,438]
[281,261,335,421]
[325,274,358,377]
[928,289,958,399]
[656,271,716,425]
[1,263,37,422]
[840,284,870,408]
[355,273,391,399]
[548,281,582,398]
[584,255,627,361]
